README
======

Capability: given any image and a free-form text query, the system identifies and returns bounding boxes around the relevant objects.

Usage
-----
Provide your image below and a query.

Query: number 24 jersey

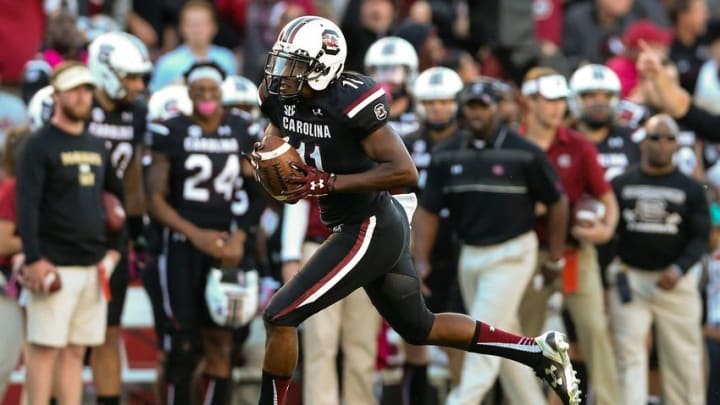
[149,111,258,230]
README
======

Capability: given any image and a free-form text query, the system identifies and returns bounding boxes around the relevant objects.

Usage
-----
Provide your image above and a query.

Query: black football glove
[282,161,336,203]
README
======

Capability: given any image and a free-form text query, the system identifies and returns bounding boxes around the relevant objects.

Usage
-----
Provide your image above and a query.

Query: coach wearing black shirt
[16,62,123,405]
[414,81,569,404]
[610,114,708,405]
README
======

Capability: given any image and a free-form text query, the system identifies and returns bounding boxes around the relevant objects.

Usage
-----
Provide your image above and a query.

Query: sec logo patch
[374,103,387,120]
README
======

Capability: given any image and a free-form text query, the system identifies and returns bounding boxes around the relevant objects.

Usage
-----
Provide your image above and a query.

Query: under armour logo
[545,365,562,388]
[309,179,324,191]
[312,108,323,116]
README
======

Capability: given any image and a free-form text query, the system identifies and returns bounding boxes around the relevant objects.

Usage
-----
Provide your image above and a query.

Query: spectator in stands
[150,1,237,91]
[668,0,710,93]
[518,67,621,405]
[609,114,708,405]
[563,0,669,70]
[0,0,45,84]
[281,199,381,405]
[0,125,30,400]
[607,19,673,98]
[341,0,397,72]
[0,89,27,148]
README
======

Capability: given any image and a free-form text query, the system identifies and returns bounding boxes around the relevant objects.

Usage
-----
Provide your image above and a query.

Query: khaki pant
[446,231,545,405]
[301,242,381,405]
[0,296,22,398]
[518,243,621,405]
[608,262,705,405]
[26,266,107,347]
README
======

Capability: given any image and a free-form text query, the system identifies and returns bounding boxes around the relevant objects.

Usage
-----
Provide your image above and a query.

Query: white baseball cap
[521,74,569,100]
[51,62,96,92]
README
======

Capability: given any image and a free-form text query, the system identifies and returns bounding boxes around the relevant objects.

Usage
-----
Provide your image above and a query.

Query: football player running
[254,16,580,405]
[145,62,262,405]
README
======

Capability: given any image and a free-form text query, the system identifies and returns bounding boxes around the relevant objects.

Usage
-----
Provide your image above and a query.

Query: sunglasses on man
[646,132,677,142]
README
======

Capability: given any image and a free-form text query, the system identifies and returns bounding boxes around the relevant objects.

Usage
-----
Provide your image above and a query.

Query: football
[254,135,304,201]
[573,195,606,227]
[42,270,62,293]
[103,192,126,232]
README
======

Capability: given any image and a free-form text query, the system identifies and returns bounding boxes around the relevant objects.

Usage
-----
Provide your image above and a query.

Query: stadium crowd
[0,0,719,404]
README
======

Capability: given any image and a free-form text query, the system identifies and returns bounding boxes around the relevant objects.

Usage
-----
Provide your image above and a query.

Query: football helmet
[264,16,347,101]
[147,84,192,122]
[569,64,621,126]
[412,67,463,127]
[364,36,418,86]
[222,75,260,118]
[205,267,259,328]
[27,85,55,130]
[88,31,153,101]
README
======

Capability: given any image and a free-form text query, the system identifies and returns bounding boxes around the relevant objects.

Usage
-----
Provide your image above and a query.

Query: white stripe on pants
[446,231,545,405]
[301,241,381,405]
[608,262,705,405]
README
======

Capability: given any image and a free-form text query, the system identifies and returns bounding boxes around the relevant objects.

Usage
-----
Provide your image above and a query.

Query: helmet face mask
[264,49,319,101]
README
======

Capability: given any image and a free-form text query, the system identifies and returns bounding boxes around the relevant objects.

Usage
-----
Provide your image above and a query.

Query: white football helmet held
[364,36,418,86]
[205,267,259,328]
[147,84,192,122]
[264,16,347,101]
[412,67,463,126]
[27,85,55,130]
[222,75,260,118]
[88,31,153,101]
[569,64,621,126]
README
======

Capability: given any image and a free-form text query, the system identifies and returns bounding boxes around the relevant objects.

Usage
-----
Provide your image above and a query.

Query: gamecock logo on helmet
[321,29,341,56]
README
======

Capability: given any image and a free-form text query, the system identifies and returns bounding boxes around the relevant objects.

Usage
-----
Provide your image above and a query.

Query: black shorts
[264,195,435,343]
[157,229,218,330]
[107,252,130,326]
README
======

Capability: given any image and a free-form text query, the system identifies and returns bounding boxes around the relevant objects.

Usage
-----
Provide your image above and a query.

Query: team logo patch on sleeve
[321,29,341,56]
[374,103,387,120]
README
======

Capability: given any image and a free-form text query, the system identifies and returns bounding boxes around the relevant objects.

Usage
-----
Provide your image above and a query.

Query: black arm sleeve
[104,151,126,252]
[678,104,720,143]
[674,184,710,273]
[16,136,46,264]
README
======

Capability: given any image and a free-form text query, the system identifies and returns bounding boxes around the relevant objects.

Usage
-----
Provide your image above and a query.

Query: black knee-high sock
[403,363,428,405]
[258,370,291,405]
[200,373,230,405]
[467,321,542,368]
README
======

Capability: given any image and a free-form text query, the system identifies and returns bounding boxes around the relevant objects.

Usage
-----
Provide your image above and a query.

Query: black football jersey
[259,72,391,226]
[593,126,641,181]
[403,128,459,256]
[86,99,147,180]
[149,111,256,230]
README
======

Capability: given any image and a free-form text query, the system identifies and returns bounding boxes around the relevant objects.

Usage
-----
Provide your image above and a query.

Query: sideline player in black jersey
[145,62,262,405]
[569,64,641,182]
[401,66,465,402]
[85,31,153,405]
[254,16,580,405]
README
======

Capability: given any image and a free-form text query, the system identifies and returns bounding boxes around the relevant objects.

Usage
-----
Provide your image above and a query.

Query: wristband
[543,257,566,272]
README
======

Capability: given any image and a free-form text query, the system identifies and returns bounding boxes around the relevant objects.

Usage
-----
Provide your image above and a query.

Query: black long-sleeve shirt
[17,124,124,266]
[678,103,720,142]
[612,166,709,273]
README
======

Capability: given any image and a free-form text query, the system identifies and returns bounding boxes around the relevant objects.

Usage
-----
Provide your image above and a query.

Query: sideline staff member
[17,62,123,405]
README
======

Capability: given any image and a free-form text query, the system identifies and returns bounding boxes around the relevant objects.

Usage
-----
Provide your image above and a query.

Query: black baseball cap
[459,80,500,106]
